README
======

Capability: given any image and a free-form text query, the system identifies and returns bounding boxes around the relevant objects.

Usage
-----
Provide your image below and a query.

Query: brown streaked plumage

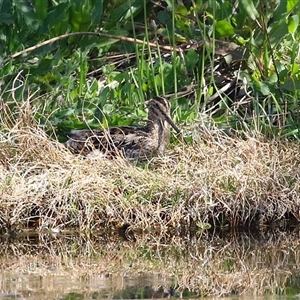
[64,96,181,160]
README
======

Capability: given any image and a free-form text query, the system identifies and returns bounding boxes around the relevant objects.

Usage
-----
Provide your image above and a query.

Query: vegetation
[1,0,300,137]
[2,2,300,298]
[1,124,300,231]
[0,0,300,232]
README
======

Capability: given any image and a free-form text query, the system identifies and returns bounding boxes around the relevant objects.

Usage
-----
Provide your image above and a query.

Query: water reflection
[0,228,300,299]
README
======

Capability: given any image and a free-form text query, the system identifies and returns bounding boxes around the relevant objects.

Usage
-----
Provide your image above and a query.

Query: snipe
[64,96,181,160]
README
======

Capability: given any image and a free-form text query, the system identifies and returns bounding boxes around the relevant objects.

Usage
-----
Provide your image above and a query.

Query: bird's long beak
[164,114,181,134]
[146,96,186,142]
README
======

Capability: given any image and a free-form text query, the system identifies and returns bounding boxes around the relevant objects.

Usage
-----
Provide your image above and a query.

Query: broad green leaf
[13,0,37,26]
[165,0,174,9]
[240,0,259,20]
[106,0,144,30]
[46,2,71,36]
[123,1,143,20]
[176,4,188,16]
[0,13,14,24]
[157,10,172,27]
[259,82,271,96]
[269,21,289,45]
[0,0,13,13]
[185,49,199,69]
[94,29,129,48]
[282,79,300,91]
[274,62,286,74]
[272,1,288,22]
[103,103,114,114]
[70,2,92,32]
[287,0,298,13]
[288,15,299,34]
[291,63,299,76]
[215,20,234,37]
[34,0,47,20]
[91,0,103,26]
[235,35,247,45]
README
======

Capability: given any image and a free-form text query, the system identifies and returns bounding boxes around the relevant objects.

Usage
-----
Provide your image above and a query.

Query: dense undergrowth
[0,1,300,232]
[1,0,300,137]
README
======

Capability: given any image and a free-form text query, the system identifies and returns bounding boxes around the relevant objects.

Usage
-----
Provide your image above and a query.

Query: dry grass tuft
[1,116,300,232]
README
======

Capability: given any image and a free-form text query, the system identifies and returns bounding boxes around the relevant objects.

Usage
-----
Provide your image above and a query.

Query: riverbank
[1,126,299,232]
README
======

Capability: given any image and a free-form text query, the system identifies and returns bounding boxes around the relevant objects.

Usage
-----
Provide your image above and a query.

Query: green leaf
[215,20,234,37]
[288,15,299,34]
[185,49,199,69]
[105,0,144,30]
[97,87,110,110]
[46,2,71,36]
[235,35,247,45]
[287,0,298,13]
[176,4,188,16]
[96,29,129,48]
[91,0,103,26]
[34,0,47,20]
[272,1,288,23]
[0,13,14,24]
[282,79,300,92]
[70,1,92,32]
[291,63,299,76]
[239,0,259,20]
[157,10,172,27]
[13,0,37,26]
[259,82,271,96]
[269,21,289,45]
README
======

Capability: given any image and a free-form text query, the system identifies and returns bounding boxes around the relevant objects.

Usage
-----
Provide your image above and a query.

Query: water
[0,273,296,300]
[0,229,300,299]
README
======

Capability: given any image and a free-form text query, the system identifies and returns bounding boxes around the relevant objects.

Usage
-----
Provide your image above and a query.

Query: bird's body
[64,96,181,160]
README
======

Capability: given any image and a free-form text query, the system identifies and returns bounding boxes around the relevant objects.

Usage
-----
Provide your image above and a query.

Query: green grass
[1,1,300,139]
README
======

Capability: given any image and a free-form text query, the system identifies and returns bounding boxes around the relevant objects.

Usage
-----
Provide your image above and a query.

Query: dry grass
[0,115,300,232]
[1,91,300,232]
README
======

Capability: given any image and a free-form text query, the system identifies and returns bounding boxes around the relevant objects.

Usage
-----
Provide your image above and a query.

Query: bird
[64,96,182,160]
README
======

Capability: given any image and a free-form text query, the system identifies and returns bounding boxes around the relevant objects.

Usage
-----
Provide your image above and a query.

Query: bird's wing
[65,127,155,158]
